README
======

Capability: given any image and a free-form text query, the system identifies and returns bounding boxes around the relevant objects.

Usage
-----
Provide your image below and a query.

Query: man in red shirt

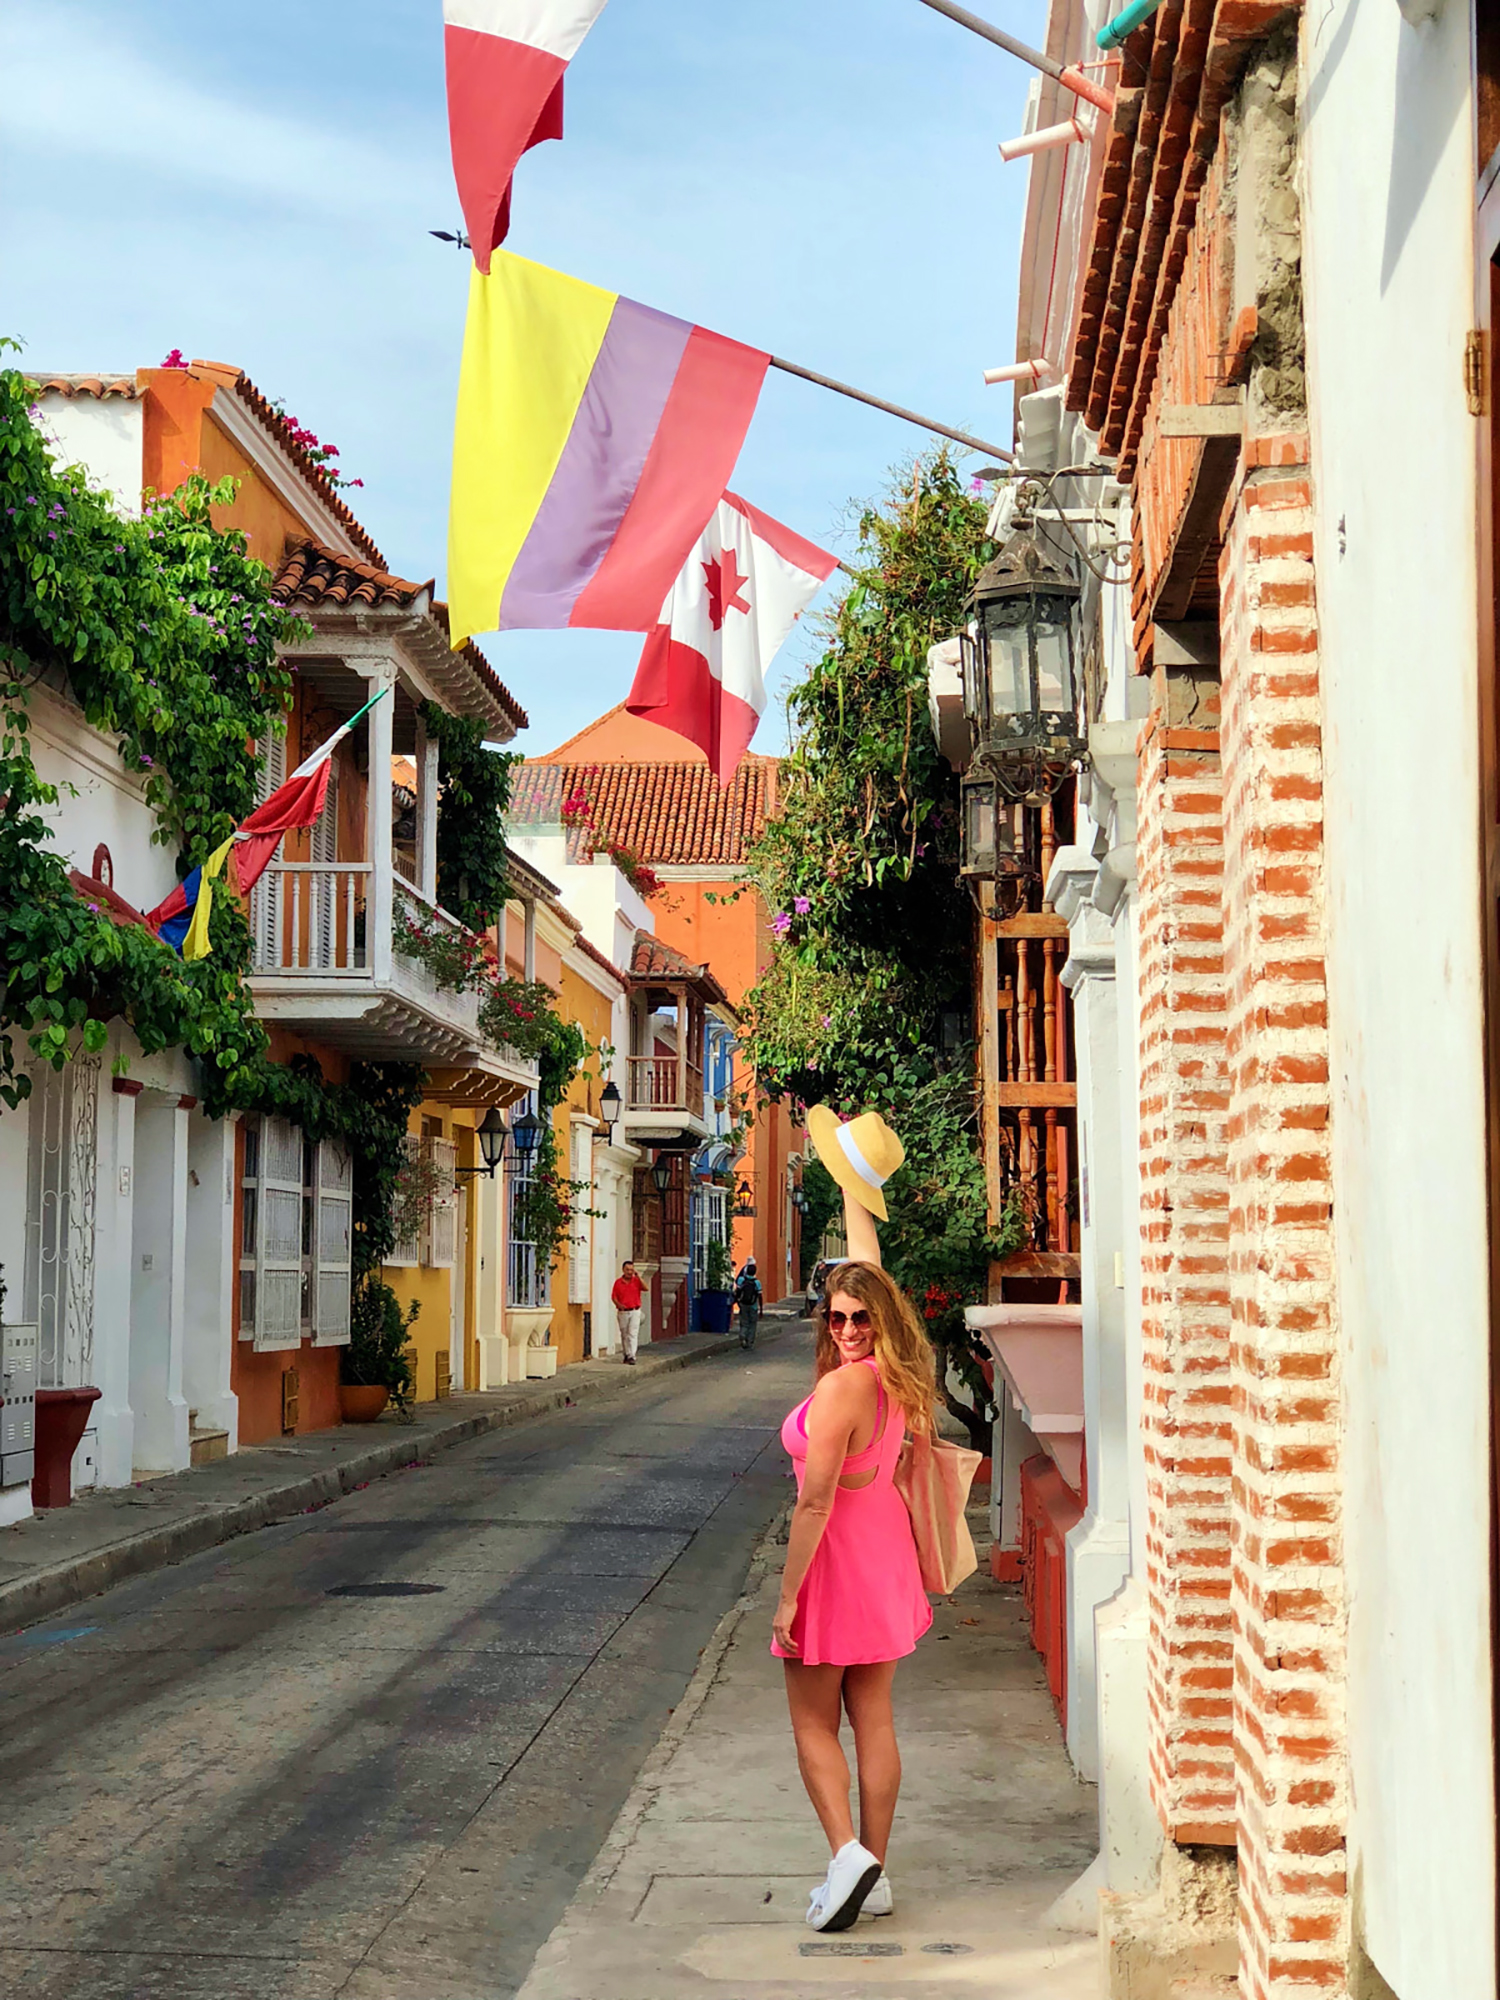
[611,1259,644,1364]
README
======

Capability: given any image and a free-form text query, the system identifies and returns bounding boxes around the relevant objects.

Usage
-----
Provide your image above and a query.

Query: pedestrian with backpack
[734,1260,763,1350]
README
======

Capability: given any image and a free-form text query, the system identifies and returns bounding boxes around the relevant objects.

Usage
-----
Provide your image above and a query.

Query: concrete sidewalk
[0,1317,797,1636]
[517,1511,1101,2000]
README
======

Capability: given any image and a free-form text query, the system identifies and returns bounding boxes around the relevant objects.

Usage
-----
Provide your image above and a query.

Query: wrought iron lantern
[455,1106,507,1179]
[598,1078,622,1135]
[650,1153,673,1198]
[960,512,1085,802]
[510,1106,543,1158]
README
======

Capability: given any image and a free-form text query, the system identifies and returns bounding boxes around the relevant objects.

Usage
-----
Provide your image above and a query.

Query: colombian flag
[448,249,768,645]
[147,690,386,961]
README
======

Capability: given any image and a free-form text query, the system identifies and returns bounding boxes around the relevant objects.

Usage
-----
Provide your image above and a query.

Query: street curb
[521,1502,792,1963]
[0,1323,801,1636]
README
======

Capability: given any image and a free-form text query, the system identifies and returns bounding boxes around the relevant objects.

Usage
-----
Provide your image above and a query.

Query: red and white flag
[626,494,837,784]
[444,0,608,272]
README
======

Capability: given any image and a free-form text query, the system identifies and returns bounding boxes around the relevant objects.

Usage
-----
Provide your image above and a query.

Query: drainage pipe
[914,0,1116,114]
[1096,0,1166,52]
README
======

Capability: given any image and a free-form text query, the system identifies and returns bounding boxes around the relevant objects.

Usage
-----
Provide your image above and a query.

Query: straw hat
[805,1106,905,1222]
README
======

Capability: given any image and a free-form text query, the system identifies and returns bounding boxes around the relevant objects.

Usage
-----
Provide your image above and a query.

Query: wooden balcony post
[365,670,395,981]
[978,881,1003,1230]
[415,713,439,903]
[676,988,688,1112]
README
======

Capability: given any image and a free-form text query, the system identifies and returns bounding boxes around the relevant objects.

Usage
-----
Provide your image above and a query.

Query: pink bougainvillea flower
[161,349,187,369]
[793,895,811,915]
[770,912,792,937]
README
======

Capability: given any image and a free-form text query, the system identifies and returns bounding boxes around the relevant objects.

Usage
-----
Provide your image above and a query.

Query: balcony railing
[251,862,372,975]
[627,1055,705,1112]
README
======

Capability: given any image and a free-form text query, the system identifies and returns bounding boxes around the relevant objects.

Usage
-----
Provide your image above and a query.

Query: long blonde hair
[814,1262,937,1437]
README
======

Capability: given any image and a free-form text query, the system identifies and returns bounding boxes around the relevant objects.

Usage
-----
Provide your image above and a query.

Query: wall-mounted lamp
[454,1106,508,1179]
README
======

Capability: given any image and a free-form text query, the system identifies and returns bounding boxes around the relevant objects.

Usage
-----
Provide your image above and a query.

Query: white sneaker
[805,1841,882,1932]
[863,1871,893,1917]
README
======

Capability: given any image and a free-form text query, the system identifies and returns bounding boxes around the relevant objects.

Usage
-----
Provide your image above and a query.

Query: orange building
[513,705,805,1303]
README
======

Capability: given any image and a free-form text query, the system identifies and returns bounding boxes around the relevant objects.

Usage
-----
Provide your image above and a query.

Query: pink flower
[770,912,792,937]
[793,895,811,914]
[161,349,187,369]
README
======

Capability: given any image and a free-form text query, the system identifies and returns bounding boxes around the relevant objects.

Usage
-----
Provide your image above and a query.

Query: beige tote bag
[894,1428,983,1595]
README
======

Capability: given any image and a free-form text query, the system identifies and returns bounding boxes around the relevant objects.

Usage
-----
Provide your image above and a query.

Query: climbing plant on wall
[0,363,423,1264]
[420,699,520,930]
[739,450,1022,1438]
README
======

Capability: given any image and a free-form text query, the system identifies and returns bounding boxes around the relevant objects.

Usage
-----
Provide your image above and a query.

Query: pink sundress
[772,1356,933,1667]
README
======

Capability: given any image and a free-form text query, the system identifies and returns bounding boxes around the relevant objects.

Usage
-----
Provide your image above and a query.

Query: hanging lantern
[960,514,1085,801]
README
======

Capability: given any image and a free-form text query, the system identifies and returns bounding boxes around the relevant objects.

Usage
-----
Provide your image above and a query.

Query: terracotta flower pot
[339,1384,390,1424]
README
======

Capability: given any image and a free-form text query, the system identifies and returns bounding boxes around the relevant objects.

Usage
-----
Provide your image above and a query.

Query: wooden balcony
[247,862,538,1102]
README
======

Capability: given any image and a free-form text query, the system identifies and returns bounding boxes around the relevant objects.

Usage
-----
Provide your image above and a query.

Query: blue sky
[1,0,1043,754]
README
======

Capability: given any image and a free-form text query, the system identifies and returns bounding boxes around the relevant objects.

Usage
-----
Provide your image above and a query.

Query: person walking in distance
[611,1259,644,1365]
[773,1108,934,1934]
[734,1259,763,1350]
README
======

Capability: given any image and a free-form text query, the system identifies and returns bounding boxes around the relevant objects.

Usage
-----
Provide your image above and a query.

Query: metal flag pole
[912,0,1117,114]
[768,356,1015,464]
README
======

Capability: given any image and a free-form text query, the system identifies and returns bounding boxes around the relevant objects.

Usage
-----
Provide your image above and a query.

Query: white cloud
[0,0,425,216]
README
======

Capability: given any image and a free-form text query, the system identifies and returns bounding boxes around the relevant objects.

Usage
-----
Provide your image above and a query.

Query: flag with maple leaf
[444,0,608,271]
[626,494,837,783]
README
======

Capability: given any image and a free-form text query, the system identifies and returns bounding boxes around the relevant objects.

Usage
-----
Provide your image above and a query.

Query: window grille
[506,1129,550,1310]
[425,1137,458,1269]
[386,1134,422,1267]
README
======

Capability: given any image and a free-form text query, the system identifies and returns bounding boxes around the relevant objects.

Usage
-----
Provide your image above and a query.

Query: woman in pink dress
[772,1138,936,1935]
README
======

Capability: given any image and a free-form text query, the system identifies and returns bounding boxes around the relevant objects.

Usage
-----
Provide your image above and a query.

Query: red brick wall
[1136,703,1237,1841]
[1218,438,1347,1997]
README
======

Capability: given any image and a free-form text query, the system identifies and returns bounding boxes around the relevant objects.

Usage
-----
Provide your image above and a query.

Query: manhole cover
[799,1942,904,1957]
[325,1582,446,1597]
[921,1942,974,1955]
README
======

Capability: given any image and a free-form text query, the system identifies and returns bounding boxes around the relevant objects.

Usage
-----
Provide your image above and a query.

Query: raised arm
[842,1187,881,1268]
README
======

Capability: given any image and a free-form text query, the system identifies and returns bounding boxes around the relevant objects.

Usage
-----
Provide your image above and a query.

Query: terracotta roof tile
[273,539,528,735]
[510,759,772,868]
[221,367,388,569]
[31,374,140,401]
[630,930,731,1011]
[272,539,427,611]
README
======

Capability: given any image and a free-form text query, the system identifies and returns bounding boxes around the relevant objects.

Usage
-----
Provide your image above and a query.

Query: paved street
[0,1335,809,2000]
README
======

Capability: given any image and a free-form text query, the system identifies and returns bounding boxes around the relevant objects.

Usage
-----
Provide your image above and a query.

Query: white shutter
[311,1139,353,1346]
[253,1115,304,1351]
[250,732,287,971]
[426,1137,457,1269]
[568,1121,592,1304]
[386,1134,422,1267]
[310,772,339,970]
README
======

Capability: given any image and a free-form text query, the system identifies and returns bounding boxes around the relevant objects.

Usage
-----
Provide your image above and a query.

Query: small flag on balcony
[626,494,836,782]
[449,249,768,645]
[444,0,609,271]
[147,690,389,961]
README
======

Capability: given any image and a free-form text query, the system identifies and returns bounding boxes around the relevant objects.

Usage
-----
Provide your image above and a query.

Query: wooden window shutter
[386,1134,422,1268]
[253,1115,304,1351]
[425,1137,458,1270]
[311,1139,354,1346]
[250,732,287,971]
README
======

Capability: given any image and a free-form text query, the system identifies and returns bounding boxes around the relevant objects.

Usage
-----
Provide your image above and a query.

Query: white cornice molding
[29,683,146,800]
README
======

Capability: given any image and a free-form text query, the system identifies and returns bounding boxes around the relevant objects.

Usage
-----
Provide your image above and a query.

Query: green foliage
[0,363,421,1283]
[0,361,306,1106]
[342,1277,419,1411]
[740,453,1013,1444]
[797,1157,843,1280]
[421,699,519,930]
[704,1235,734,1293]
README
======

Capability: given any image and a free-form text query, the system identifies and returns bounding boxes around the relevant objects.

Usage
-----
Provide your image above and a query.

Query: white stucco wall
[26,684,179,910]
[1302,3,1494,1988]
[34,392,144,515]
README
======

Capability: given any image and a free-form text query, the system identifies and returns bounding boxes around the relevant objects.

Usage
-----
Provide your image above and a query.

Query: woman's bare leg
[783,1661,856,1855]
[841,1661,901,1864]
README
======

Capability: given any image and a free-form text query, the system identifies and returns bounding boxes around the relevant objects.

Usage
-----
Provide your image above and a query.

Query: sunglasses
[827,1309,873,1333]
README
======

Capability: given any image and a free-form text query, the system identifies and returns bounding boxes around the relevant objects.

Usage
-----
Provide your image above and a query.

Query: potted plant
[696,1236,735,1335]
[340,1279,419,1422]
